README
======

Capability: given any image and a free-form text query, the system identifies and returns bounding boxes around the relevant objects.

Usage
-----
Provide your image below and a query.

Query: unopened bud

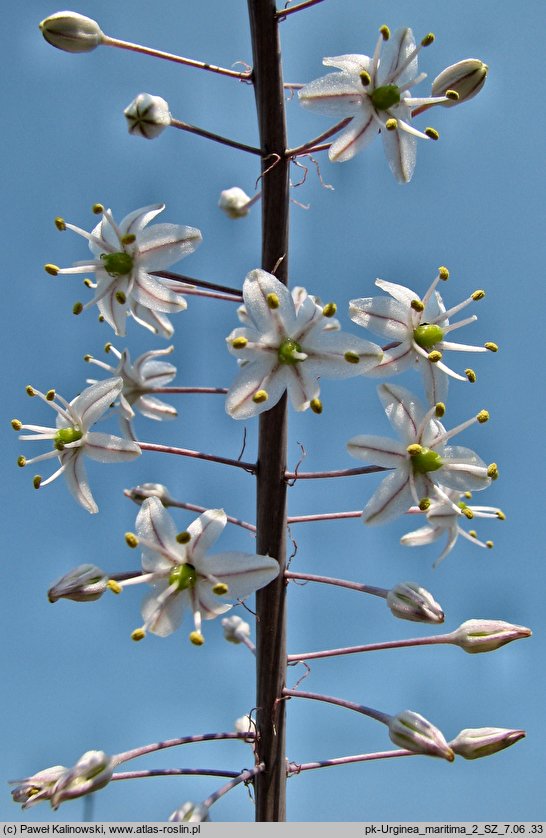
[219,187,252,219]
[48,564,108,603]
[10,765,67,809]
[450,727,525,760]
[388,710,454,761]
[222,615,251,644]
[169,801,210,823]
[39,12,104,54]
[126,483,172,505]
[234,715,257,737]
[431,59,488,106]
[124,93,171,140]
[450,619,532,654]
[387,582,444,624]
[50,751,114,809]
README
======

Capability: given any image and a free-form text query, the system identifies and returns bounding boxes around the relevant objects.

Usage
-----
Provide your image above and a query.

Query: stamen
[92,203,104,214]
[266,292,280,309]
[107,580,122,594]
[44,264,60,276]
[472,290,485,301]
[344,351,360,364]
[310,398,322,414]
[487,463,499,480]
[190,630,205,646]
[231,337,248,349]
[252,390,268,404]
[385,118,398,131]
[125,532,139,548]
[131,628,146,642]
[476,410,489,424]
[73,302,83,315]
[438,266,449,280]
[55,217,66,231]
[425,127,440,140]
[465,369,477,383]
[176,531,191,544]
[322,302,337,317]
[484,342,498,352]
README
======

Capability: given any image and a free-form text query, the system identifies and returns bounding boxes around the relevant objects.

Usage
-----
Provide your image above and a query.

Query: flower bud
[431,59,488,106]
[222,614,251,643]
[219,187,252,219]
[234,715,257,737]
[48,564,108,603]
[388,710,454,761]
[450,619,532,654]
[124,93,172,140]
[126,483,172,505]
[450,727,525,760]
[10,765,67,809]
[39,12,104,53]
[50,750,114,809]
[169,801,210,823]
[387,582,444,624]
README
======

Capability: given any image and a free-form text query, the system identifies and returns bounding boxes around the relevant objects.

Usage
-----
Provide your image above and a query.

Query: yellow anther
[486,540,494,549]
[189,630,205,646]
[121,233,136,245]
[73,302,83,315]
[485,342,498,352]
[438,266,450,280]
[425,127,440,140]
[46,390,55,401]
[472,289,485,300]
[104,342,113,353]
[252,389,268,404]
[379,24,391,40]
[497,510,506,521]
[11,419,22,431]
[115,291,126,304]
[44,263,60,276]
[407,443,423,457]
[462,507,474,520]
[465,369,477,383]
[310,398,323,415]
[421,33,435,46]
[344,351,360,364]
[231,336,248,349]
[54,217,66,231]
[131,628,146,642]
[322,302,337,317]
[33,475,42,489]
[428,350,442,363]
[469,530,477,539]
[445,89,460,101]
[83,278,93,287]
[359,70,371,86]
[419,497,431,511]
[385,118,398,131]
[476,410,489,424]
[212,582,229,595]
[125,532,139,548]
[83,354,92,362]
[92,203,104,214]
[98,315,105,322]
[487,463,499,480]
[463,491,472,499]
[107,579,122,595]
[435,402,446,417]
[25,385,36,396]
[176,531,191,544]
[410,298,424,312]
[17,455,26,468]
[266,292,280,309]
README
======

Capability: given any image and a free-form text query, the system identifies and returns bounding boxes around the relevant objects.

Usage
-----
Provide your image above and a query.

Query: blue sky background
[2,0,544,823]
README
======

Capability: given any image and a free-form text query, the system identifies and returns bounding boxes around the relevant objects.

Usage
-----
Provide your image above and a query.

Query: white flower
[48,204,201,337]
[299,27,451,182]
[86,344,177,438]
[10,765,67,809]
[50,751,114,810]
[401,489,504,567]
[15,377,141,514]
[124,93,172,139]
[129,497,279,643]
[169,801,210,822]
[347,383,494,525]
[349,268,495,404]
[226,269,382,419]
[237,285,341,332]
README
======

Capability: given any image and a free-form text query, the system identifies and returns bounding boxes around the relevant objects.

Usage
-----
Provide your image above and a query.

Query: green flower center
[278,338,304,365]
[411,447,444,474]
[370,84,401,111]
[54,426,83,447]
[169,563,197,591]
[101,251,134,277]
[413,324,444,349]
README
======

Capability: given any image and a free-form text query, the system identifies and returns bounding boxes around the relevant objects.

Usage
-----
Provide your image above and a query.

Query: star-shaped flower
[14,377,141,514]
[349,267,496,404]
[226,269,382,419]
[46,204,201,337]
[85,344,177,439]
[299,27,453,182]
[347,383,495,525]
[401,489,504,567]
[127,497,279,644]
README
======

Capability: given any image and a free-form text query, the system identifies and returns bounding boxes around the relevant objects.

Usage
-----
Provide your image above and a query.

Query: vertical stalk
[247,0,290,822]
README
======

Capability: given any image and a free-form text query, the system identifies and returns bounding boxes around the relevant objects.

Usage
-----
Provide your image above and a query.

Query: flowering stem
[283,689,391,726]
[202,763,266,809]
[288,749,413,774]
[138,441,256,474]
[102,35,252,81]
[247,0,290,821]
[285,464,389,480]
[285,571,387,599]
[112,768,241,782]
[285,118,352,158]
[287,634,453,663]
[153,270,243,298]
[287,510,362,524]
[151,387,228,395]
[113,732,255,766]
[170,118,262,156]
[276,0,327,19]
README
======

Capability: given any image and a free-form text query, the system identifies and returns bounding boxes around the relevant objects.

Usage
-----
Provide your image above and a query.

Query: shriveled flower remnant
[45,204,201,337]
[13,377,141,514]
[123,497,279,644]
[347,383,496,525]
[299,27,456,182]
[349,267,497,404]
[226,269,382,418]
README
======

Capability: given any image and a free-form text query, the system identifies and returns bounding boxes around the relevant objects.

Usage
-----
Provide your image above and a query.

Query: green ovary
[169,564,197,591]
[413,324,444,349]
[278,338,304,365]
[54,427,83,445]
[412,447,444,474]
[370,84,401,110]
[101,251,134,277]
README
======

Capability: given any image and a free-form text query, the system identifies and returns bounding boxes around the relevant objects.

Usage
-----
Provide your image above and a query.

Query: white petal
[84,431,141,463]
[242,270,297,336]
[198,552,279,600]
[142,587,186,636]
[137,496,182,571]
[362,467,414,525]
[349,296,410,339]
[400,523,446,546]
[303,332,383,377]
[375,278,419,306]
[119,204,165,237]
[329,108,378,162]
[285,364,319,411]
[366,342,415,378]
[137,224,202,271]
[377,383,426,442]
[421,360,449,405]
[377,28,417,88]
[95,281,129,336]
[187,509,227,565]
[62,449,98,514]
[225,358,287,420]
[347,434,406,467]
[299,71,365,117]
[136,395,177,421]
[380,124,417,183]
[130,302,174,338]
[131,270,188,313]
[323,54,373,74]
[70,378,123,430]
